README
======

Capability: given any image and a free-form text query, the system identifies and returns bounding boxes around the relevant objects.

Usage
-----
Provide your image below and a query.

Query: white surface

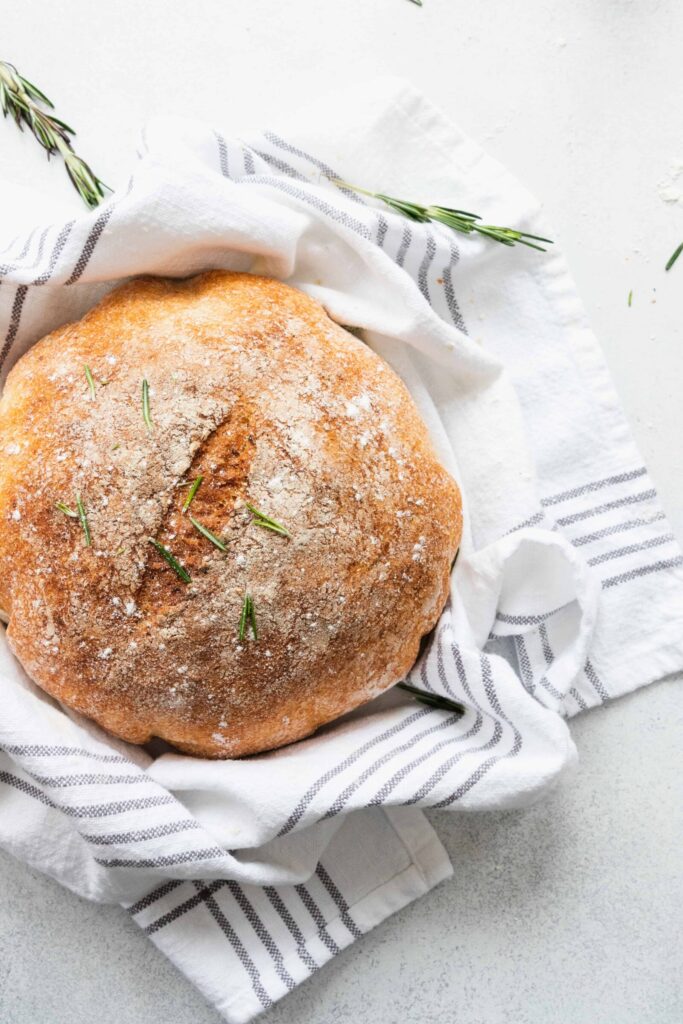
[0,1,681,1022]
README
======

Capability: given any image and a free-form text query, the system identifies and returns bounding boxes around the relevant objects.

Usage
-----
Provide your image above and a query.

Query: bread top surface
[0,272,461,757]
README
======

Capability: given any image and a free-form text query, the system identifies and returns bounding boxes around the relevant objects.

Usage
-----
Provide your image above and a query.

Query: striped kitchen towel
[1,78,682,1023]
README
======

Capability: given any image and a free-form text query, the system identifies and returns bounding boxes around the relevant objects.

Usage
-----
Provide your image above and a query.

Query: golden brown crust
[0,272,461,757]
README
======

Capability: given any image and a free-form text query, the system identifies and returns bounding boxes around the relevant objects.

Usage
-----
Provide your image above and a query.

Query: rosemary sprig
[333,179,553,252]
[238,594,258,641]
[141,378,152,433]
[189,514,228,552]
[246,502,291,538]
[182,475,204,513]
[76,494,91,547]
[0,60,108,209]
[55,501,78,518]
[397,681,465,715]
[84,364,96,400]
[148,537,191,583]
[665,241,683,272]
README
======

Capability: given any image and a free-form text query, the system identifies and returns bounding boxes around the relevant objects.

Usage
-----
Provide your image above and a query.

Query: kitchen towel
[1,78,682,1023]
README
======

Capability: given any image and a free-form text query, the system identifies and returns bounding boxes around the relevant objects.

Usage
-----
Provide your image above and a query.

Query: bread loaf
[0,272,461,757]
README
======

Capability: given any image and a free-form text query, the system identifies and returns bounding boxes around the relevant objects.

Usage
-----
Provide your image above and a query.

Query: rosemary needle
[238,594,258,641]
[84,364,96,400]
[665,241,683,272]
[627,289,633,307]
[55,501,78,518]
[141,378,152,433]
[397,681,465,715]
[246,502,291,537]
[189,515,228,552]
[182,475,204,513]
[333,179,553,252]
[76,494,91,547]
[238,595,249,641]
[148,537,191,583]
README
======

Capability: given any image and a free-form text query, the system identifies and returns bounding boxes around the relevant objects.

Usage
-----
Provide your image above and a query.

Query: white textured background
[0,1,681,1022]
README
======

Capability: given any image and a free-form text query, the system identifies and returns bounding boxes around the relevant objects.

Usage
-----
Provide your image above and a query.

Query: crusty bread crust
[0,272,461,757]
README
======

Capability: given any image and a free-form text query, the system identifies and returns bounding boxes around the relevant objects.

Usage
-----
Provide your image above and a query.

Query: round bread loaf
[0,272,461,757]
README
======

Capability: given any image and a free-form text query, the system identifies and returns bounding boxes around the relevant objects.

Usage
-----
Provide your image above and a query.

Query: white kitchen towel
[1,77,682,1023]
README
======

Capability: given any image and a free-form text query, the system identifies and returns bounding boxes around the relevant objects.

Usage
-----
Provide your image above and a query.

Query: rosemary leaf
[55,501,78,518]
[141,377,152,433]
[397,681,465,716]
[246,502,291,538]
[148,537,191,583]
[628,289,633,307]
[333,179,553,253]
[84,364,96,400]
[189,514,227,552]
[76,494,91,547]
[665,241,683,272]
[182,475,204,513]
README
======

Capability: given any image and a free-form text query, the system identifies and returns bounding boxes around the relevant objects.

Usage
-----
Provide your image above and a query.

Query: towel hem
[183,810,452,1024]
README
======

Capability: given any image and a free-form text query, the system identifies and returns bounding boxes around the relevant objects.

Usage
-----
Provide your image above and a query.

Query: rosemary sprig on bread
[239,594,258,641]
[189,515,228,552]
[182,476,204,513]
[84,365,96,400]
[54,496,90,546]
[55,501,78,519]
[76,495,91,547]
[246,503,291,538]
[141,378,153,433]
[148,537,191,583]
